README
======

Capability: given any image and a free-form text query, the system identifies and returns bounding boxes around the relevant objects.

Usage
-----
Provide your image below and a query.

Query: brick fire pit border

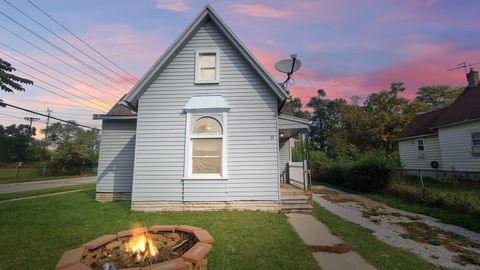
[55,225,214,270]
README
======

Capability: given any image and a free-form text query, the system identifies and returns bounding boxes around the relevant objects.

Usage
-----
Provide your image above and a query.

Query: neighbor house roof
[396,108,447,139]
[120,5,289,110]
[431,84,480,128]
[397,83,480,140]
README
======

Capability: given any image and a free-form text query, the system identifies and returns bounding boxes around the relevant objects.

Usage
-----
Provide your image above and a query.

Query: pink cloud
[156,0,190,12]
[232,4,292,19]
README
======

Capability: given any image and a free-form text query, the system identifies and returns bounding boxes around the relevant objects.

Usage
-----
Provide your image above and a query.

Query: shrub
[344,152,401,192]
[317,151,401,192]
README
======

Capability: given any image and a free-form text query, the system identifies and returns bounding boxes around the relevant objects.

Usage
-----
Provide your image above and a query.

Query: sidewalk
[287,213,376,270]
[0,176,96,194]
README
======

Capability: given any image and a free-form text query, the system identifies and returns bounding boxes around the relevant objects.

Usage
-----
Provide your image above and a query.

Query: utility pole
[24,117,40,134]
[44,108,52,143]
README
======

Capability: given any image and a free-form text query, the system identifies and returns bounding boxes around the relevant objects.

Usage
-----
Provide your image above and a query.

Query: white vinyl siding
[96,120,136,193]
[278,138,291,177]
[398,136,443,170]
[132,20,279,202]
[438,121,480,171]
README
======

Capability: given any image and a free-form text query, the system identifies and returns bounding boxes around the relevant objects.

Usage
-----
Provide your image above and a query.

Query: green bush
[315,151,401,192]
[344,152,401,192]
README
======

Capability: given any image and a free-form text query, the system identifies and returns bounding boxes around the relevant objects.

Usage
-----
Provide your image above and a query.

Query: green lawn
[312,203,436,270]
[0,183,96,201]
[0,167,95,184]
[0,189,319,270]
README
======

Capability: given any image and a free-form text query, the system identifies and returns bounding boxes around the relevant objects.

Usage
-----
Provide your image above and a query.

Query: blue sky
[0,0,479,134]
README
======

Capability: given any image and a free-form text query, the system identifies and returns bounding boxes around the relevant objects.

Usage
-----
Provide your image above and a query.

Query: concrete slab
[0,176,95,194]
[313,251,376,270]
[287,213,343,246]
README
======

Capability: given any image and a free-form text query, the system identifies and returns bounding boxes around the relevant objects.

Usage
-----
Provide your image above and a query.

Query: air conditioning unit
[473,145,480,157]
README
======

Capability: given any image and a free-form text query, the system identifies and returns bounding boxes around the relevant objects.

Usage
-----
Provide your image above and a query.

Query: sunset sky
[0,0,479,135]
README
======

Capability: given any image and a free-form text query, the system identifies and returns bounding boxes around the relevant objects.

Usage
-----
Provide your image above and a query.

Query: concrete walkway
[0,188,94,203]
[0,176,96,194]
[287,213,376,270]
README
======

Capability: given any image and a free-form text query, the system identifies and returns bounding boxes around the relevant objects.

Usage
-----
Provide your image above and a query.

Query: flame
[124,227,158,261]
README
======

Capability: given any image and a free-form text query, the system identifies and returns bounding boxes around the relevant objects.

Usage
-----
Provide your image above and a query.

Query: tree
[307,89,346,149]
[42,122,100,174]
[290,97,309,119]
[0,124,36,162]
[364,82,427,152]
[415,85,463,111]
[0,58,33,92]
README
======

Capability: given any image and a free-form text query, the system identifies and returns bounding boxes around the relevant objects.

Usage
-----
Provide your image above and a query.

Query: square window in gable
[195,49,220,84]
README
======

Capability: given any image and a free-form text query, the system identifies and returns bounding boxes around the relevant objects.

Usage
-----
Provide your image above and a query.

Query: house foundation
[130,201,281,212]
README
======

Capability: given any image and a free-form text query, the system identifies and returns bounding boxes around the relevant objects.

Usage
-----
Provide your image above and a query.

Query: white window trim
[472,131,480,157]
[417,139,425,159]
[183,112,228,180]
[194,48,220,84]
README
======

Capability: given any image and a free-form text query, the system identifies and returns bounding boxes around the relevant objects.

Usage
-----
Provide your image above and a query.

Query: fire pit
[55,225,213,270]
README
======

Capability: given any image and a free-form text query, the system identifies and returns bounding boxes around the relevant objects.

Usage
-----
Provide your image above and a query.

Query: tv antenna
[275,54,302,90]
[447,61,480,74]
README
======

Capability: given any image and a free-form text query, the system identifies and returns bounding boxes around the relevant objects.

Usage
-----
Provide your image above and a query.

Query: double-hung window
[472,132,480,157]
[417,139,425,159]
[195,49,220,84]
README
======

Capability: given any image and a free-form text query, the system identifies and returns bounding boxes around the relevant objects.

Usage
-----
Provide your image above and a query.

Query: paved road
[0,176,96,194]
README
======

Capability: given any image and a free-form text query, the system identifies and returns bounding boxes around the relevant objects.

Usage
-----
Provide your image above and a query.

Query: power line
[13,72,107,112]
[1,51,113,109]
[0,112,25,120]
[0,41,122,98]
[26,0,138,83]
[19,100,102,111]
[14,68,111,111]
[0,25,125,94]
[0,10,132,89]
[4,0,137,85]
[0,100,99,130]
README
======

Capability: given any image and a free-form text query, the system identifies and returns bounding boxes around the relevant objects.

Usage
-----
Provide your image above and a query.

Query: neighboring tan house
[397,68,480,180]
[93,5,309,211]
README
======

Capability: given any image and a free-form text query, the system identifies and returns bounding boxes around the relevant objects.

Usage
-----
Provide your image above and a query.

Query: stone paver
[287,213,376,270]
[0,176,95,194]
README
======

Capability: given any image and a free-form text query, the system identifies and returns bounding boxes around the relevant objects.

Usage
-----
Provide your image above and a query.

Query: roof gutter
[430,117,480,130]
[395,133,438,141]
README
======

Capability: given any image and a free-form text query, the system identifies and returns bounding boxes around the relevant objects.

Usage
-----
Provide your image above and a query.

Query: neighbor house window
[417,140,425,159]
[472,132,480,157]
[184,114,227,179]
[195,49,220,83]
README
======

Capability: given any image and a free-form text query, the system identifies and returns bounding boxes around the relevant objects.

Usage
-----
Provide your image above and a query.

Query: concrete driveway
[0,176,96,194]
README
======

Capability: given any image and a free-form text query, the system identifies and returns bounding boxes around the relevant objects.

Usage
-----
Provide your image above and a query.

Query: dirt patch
[309,243,352,254]
[312,188,362,204]
[398,222,480,267]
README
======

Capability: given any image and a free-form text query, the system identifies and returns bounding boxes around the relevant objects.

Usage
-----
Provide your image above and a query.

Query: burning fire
[124,227,158,261]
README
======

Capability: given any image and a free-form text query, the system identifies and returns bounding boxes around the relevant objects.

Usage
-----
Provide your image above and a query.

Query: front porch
[280,183,313,213]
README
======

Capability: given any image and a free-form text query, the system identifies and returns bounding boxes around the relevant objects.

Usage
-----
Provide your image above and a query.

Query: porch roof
[278,114,309,130]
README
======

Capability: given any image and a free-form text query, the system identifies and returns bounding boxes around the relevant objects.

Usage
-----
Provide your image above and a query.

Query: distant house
[93,5,309,211]
[397,68,480,180]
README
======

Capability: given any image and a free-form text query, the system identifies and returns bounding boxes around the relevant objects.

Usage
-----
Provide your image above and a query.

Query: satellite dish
[275,58,302,73]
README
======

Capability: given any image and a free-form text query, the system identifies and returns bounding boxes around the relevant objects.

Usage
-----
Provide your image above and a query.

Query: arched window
[189,116,224,176]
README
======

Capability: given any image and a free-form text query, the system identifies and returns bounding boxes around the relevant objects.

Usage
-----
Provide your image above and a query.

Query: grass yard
[0,183,95,201]
[0,189,319,270]
[0,167,95,184]
[312,203,436,270]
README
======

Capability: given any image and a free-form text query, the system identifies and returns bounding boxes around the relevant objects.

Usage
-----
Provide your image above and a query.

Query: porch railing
[287,161,311,190]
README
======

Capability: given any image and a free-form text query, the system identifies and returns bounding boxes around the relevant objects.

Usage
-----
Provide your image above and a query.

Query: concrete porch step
[281,195,309,201]
[281,204,313,213]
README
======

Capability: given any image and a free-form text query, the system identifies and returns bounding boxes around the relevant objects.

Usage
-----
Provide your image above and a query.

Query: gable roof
[431,84,480,128]
[397,83,480,140]
[121,5,289,109]
[396,108,446,139]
